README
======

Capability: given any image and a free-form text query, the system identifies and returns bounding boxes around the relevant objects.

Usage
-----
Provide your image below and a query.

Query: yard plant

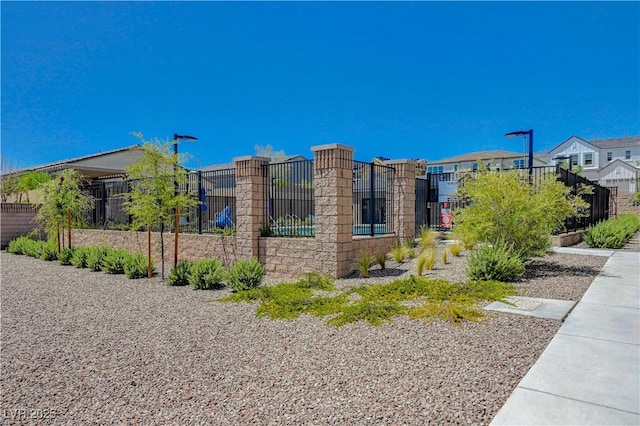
[583,213,640,249]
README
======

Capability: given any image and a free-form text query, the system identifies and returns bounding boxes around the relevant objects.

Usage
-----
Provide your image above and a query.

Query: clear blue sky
[2,1,639,170]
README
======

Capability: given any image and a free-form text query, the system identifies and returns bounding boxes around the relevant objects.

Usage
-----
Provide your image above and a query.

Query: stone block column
[386,159,417,242]
[233,156,270,259]
[312,144,354,278]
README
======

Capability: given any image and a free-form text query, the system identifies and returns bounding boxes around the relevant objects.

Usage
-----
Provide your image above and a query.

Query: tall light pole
[172,133,198,267]
[505,129,534,176]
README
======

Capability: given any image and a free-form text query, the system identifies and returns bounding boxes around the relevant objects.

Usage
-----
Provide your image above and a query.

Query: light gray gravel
[1,246,609,425]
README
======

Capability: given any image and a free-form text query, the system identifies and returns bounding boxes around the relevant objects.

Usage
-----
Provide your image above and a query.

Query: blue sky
[2,1,639,170]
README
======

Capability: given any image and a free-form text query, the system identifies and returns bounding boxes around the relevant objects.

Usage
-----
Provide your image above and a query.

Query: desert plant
[375,253,387,270]
[418,226,438,249]
[352,251,374,278]
[58,247,75,265]
[6,235,35,255]
[189,259,225,290]
[388,242,407,263]
[124,252,153,279]
[416,249,437,276]
[226,257,265,291]
[70,247,91,268]
[583,214,640,249]
[40,240,58,261]
[167,260,194,286]
[102,249,129,274]
[86,247,109,271]
[467,242,526,282]
[450,242,463,257]
[441,248,449,265]
[403,241,417,259]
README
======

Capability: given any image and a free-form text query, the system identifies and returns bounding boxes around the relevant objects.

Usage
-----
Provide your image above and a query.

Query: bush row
[7,236,153,279]
[6,235,265,291]
[168,257,264,291]
[583,213,640,249]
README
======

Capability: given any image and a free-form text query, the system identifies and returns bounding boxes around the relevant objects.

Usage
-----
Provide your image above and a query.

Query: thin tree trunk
[57,223,61,254]
[67,208,72,248]
[147,227,152,279]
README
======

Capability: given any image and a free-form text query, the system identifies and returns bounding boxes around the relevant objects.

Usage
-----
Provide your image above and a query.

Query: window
[513,159,525,168]
[472,162,478,171]
[453,164,458,172]
[584,153,593,166]
[607,152,612,161]
[570,154,579,167]
[427,166,444,173]
[626,150,631,160]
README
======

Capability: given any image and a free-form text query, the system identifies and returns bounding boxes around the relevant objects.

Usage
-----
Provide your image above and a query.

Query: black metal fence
[83,168,237,234]
[263,160,315,237]
[353,160,395,236]
[416,165,610,234]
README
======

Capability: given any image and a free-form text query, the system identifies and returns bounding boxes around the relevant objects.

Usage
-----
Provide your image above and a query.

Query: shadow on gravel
[522,259,602,280]
[343,267,407,279]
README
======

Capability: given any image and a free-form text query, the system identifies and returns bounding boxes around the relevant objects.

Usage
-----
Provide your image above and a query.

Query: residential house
[423,149,548,174]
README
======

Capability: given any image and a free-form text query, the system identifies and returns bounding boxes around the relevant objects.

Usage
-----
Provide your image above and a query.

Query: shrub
[86,247,109,271]
[583,214,640,249]
[352,251,373,278]
[189,259,225,290]
[59,247,75,265]
[418,226,438,249]
[388,242,407,263]
[167,260,193,286]
[40,240,58,261]
[226,257,265,291]
[375,253,387,270]
[467,242,526,282]
[124,252,152,279]
[6,236,32,255]
[23,239,45,258]
[416,249,437,276]
[102,249,129,274]
[70,247,91,268]
[441,248,449,265]
[403,241,417,259]
[450,242,463,257]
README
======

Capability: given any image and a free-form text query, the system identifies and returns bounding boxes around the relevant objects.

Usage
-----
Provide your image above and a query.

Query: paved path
[492,249,640,425]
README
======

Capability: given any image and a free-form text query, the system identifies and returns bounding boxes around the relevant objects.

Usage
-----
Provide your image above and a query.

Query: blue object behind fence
[215,206,233,228]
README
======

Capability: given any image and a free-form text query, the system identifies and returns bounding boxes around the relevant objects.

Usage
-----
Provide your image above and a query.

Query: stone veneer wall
[351,235,398,261]
[258,237,317,278]
[0,203,42,248]
[614,193,640,217]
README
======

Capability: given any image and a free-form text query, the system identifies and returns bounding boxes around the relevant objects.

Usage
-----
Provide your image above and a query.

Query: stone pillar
[386,159,417,242]
[312,144,354,278]
[233,156,270,259]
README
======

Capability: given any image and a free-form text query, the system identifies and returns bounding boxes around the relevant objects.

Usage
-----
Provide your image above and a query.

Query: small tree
[124,134,199,279]
[453,169,590,257]
[35,168,94,253]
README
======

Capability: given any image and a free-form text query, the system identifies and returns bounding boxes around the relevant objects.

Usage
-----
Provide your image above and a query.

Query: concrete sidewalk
[491,250,640,425]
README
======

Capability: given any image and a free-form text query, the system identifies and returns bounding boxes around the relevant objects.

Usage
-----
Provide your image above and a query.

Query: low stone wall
[0,203,42,248]
[70,229,239,268]
[259,237,317,278]
[614,193,640,217]
[551,231,586,247]
[351,235,398,259]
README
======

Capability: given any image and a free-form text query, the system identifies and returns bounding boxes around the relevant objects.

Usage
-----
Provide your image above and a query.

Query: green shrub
[102,249,129,274]
[40,240,59,261]
[124,252,152,279]
[416,249,437,276]
[59,247,75,265]
[583,214,640,249]
[70,247,91,268]
[450,242,463,257]
[6,236,32,255]
[403,241,417,259]
[352,251,373,278]
[189,259,225,290]
[388,242,407,263]
[441,248,449,265]
[418,226,438,249]
[167,260,194,286]
[86,247,109,271]
[375,253,387,270]
[226,257,265,291]
[467,242,526,282]
[22,239,45,258]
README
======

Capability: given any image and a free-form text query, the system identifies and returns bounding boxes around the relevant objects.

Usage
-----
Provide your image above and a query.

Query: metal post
[528,129,534,177]
[369,162,375,236]
[197,170,202,234]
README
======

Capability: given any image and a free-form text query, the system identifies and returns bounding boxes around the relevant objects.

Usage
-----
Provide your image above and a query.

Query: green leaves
[583,214,640,249]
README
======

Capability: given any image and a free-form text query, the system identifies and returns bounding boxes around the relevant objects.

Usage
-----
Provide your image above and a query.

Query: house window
[570,154,579,167]
[513,159,525,168]
[427,166,444,174]
[584,153,593,166]
[626,150,631,160]
[453,164,458,172]
[472,162,478,171]
[607,152,612,161]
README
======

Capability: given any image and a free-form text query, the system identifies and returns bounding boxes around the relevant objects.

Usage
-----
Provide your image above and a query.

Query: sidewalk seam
[516,386,640,416]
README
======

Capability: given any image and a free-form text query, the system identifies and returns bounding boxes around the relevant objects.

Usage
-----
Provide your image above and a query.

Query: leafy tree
[35,168,94,253]
[254,144,287,162]
[18,171,51,202]
[453,168,590,257]
[124,134,199,278]
[0,155,20,202]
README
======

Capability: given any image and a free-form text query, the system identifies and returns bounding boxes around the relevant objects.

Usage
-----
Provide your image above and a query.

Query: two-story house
[423,149,548,174]
[548,135,639,193]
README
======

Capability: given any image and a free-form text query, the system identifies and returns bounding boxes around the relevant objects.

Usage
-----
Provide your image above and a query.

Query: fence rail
[352,160,395,236]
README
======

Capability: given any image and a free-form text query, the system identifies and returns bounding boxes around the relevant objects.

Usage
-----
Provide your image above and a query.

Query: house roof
[429,150,533,164]
[589,135,640,149]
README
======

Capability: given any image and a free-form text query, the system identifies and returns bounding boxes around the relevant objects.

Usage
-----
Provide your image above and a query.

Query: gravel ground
[0,242,615,425]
